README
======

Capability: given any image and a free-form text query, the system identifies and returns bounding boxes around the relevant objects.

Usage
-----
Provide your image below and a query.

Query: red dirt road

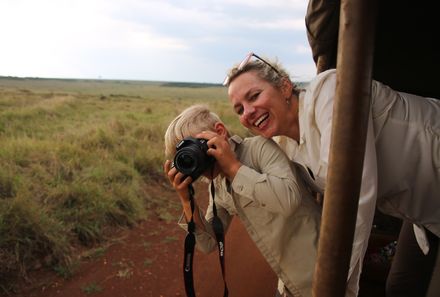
[18,185,277,297]
[13,182,387,297]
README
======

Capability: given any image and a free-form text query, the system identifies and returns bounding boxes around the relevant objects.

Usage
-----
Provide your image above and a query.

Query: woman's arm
[230,138,304,216]
[194,130,303,217]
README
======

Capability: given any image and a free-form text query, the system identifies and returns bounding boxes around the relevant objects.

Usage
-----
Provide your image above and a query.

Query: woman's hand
[196,131,242,180]
[163,159,193,203]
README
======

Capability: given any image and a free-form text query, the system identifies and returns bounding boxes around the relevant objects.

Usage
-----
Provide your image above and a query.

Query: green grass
[143,258,154,267]
[162,235,179,244]
[81,282,103,294]
[0,76,249,294]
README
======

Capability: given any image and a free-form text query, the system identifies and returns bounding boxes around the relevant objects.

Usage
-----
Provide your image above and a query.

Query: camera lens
[174,136,215,181]
[177,153,196,170]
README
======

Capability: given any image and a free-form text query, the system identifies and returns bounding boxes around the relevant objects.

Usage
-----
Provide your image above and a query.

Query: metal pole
[312,0,377,296]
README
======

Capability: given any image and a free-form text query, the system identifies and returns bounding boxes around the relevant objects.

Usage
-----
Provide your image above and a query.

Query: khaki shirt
[180,135,321,297]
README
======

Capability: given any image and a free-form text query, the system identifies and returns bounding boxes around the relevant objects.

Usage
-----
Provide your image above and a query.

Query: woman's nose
[242,104,256,119]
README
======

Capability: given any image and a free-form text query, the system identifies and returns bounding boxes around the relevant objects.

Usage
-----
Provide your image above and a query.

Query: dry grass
[0,77,247,294]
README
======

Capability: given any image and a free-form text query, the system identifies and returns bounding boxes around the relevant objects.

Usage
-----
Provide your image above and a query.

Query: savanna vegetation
[0,77,249,294]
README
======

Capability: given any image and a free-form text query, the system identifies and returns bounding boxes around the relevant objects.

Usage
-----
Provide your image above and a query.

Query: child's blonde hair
[164,104,223,158]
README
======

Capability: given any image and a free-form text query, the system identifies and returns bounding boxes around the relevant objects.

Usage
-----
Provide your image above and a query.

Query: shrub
[0,195,70,293]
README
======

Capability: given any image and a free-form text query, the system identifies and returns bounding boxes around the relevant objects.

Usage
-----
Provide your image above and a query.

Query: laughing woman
[223,53,440,297]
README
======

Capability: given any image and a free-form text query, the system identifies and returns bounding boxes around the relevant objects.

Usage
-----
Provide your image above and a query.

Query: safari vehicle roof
[304,1,439,296]
[306,0,440,98]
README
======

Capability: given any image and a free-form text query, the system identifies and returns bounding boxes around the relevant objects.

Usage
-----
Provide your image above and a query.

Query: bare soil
[10,181,388,297]
[12,182,278,297]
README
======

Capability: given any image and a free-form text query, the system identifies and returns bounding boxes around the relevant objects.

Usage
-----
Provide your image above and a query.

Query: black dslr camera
[173,136,215,181]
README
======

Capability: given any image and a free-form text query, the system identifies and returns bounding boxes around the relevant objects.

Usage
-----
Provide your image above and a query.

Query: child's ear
[214,122,228,137]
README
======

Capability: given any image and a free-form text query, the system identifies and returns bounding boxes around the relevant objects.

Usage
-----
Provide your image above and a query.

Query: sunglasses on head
[223,52,280,86]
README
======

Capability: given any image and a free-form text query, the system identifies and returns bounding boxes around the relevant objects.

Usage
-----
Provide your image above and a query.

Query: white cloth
[275,68,440,296]
[370,78,440,240]
[413,224,430,255]
[296,70,377,297]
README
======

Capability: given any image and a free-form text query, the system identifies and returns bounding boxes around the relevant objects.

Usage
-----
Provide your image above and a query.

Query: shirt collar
[228,134,243,151]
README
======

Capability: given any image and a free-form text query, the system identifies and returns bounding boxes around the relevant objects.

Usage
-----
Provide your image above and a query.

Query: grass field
[0,76,249,293]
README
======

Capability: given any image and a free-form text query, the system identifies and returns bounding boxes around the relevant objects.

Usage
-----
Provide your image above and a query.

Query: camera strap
[182,181,228,297]
[210,180,229,297]
[183,184,196,297]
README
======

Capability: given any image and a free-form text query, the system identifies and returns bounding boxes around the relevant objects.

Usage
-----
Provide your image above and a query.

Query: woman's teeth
[254,114,269,127]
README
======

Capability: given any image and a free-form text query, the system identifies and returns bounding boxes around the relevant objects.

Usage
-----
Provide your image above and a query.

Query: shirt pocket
[239,197,274,226]
[238,197,255,208]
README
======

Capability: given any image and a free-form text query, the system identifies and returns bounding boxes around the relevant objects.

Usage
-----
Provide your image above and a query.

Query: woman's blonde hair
[225,55,301,96]
[164,104,223,158]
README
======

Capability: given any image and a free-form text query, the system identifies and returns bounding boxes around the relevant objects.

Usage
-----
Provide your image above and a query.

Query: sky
[0,0,316,84]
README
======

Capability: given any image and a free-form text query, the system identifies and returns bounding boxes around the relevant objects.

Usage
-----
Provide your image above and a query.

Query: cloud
[0,0,191,78]
[295,44,312,55]
[287,63,317,81]
[242,18,305,30]
[215,0,306,10]
[124,29,190,51]
[0,0,315,82]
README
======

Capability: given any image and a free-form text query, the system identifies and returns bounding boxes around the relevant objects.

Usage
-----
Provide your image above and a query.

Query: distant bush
[161,82,221,88]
